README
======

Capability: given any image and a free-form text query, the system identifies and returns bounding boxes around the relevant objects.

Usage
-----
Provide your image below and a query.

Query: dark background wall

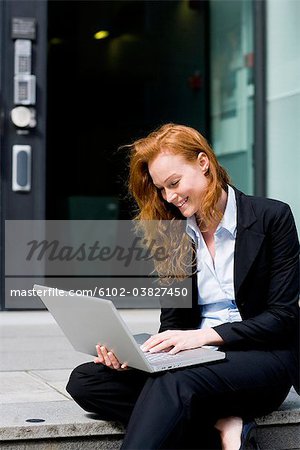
[46,0,209,220]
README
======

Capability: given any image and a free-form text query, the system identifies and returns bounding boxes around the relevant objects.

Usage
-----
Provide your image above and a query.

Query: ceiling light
[94,30,110,40]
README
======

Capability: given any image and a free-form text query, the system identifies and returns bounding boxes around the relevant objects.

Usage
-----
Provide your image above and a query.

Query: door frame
[0,0,47,310]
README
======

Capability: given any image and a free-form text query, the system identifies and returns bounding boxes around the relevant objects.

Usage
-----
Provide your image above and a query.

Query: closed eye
[156,180,179,192]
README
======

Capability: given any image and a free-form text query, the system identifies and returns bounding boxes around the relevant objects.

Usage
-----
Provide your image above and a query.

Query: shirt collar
[186,214,199,243]
[217,185,237,237]
[186,185,237,241]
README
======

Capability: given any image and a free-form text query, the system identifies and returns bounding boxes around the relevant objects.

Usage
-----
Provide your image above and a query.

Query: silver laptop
[34,284,226,372]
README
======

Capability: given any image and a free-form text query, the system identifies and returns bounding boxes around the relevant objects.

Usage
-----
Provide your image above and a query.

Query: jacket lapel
[233,187,266,298]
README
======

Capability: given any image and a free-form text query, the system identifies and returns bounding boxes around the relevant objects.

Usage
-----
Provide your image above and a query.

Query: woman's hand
[140,329,224,355]
[94,344,128,370]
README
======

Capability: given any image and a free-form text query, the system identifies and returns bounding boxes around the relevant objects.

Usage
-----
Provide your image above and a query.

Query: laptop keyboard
[145,351,178,363]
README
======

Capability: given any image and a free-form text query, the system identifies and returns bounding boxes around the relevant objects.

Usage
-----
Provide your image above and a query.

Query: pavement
[0,309,160,443]
[0,310,299,449]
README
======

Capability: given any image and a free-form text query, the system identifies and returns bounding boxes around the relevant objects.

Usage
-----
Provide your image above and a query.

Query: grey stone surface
[0,310,299,448]
[0,350,90,371]
[30,369,75,399]
[0,436,123,449]
[0,336,73,352]
[30,369,73,383]
[0,401,124,441]
[0,310,159,371]
[0,311,63,337]
[0,310,160,336]
[258,424,300,449]
[0,313,89,372]
[0,323,64,338]
[257,388,300,425]
[0,372,68,404]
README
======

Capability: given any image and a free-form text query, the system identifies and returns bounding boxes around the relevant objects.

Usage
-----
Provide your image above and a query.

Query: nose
[165,189,176,203]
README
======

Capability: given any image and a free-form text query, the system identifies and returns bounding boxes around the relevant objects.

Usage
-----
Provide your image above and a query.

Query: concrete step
[0,400,124,449]
[0,311,298,449]
[0,389,299,450]
[256,387,300,449]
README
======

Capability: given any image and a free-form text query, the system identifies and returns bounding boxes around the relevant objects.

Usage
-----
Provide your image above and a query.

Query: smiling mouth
[177,197,188,208]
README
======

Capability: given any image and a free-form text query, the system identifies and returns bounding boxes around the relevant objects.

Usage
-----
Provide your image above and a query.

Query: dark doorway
[47,0,209,220]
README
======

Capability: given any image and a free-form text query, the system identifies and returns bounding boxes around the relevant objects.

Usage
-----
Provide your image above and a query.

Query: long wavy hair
[126,123,230,282]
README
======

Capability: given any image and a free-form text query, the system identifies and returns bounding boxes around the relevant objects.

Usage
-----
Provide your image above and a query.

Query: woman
[67,124,299,450]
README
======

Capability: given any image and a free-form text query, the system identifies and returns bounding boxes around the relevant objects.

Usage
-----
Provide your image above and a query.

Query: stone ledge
[0,436,123,450]
[256,388,300,426]
[0,389,298,443]
[258,424,300,450]
[0,422,124,442]
[0,401,124,442]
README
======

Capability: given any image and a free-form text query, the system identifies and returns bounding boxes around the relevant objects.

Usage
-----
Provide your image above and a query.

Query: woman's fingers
[167,345,181,355]
[107,351,121,369]
[94,344,104,364]
[100,345,112,366]
[141,332,169,352]
[141,331,178,353]
[140,330,203,354]
[147,339,174,353]
[94,344,128,370]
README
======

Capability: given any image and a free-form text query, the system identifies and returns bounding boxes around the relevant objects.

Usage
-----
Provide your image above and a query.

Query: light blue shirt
[186,185,242,330]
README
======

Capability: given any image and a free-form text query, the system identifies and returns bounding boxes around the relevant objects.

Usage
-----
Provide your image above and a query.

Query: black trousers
[66,349,291,450]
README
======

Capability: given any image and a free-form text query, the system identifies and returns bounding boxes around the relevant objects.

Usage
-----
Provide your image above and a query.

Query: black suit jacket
[159,187,300,393]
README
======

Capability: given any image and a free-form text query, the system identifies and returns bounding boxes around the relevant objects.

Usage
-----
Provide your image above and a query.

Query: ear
[197,152,209,173]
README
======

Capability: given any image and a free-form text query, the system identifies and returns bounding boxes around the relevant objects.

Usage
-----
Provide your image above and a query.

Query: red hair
[128,123,230,228]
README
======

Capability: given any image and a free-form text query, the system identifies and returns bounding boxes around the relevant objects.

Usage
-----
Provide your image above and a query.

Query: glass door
[210,0,254,194]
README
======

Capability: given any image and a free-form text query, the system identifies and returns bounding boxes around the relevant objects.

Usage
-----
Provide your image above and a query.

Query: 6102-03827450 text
[9,286,189,298]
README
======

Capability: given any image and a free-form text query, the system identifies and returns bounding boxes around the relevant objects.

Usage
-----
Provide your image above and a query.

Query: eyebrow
[154,173,178,188]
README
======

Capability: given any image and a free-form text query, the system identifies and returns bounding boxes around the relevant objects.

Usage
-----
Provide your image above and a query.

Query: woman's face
[148,151,209,217]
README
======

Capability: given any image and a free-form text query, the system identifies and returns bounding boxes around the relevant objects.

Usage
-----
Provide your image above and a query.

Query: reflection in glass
[210,0,254,194]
